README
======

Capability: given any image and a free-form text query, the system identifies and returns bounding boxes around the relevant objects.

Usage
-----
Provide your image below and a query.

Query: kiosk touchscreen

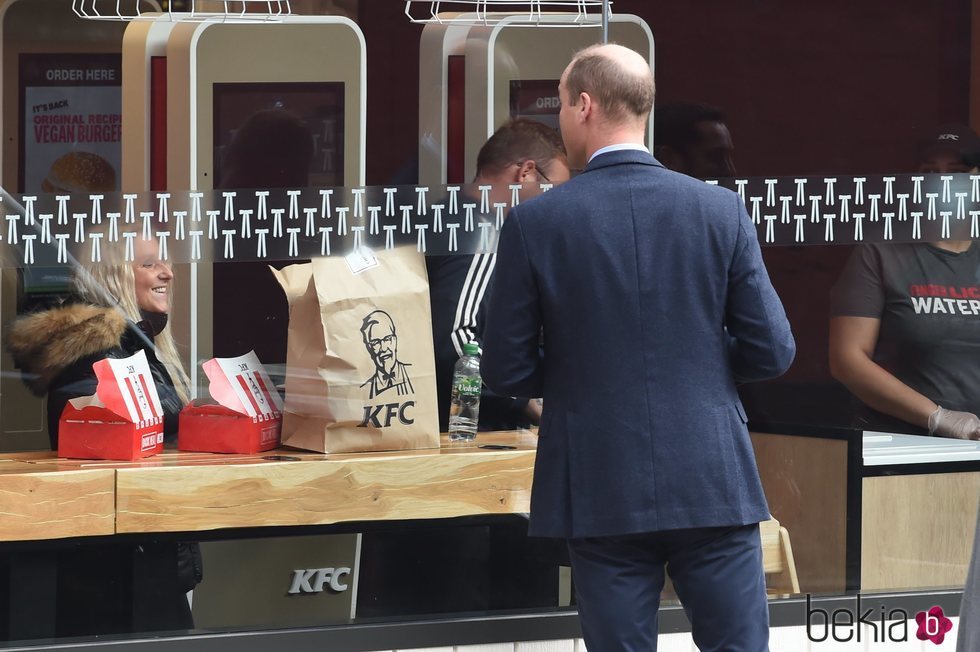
[166,16,365,191]
[211,81,346,190]
[509,79,562,130]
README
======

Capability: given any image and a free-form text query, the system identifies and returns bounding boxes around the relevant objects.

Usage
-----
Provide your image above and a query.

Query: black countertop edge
[0,514,534,551]
[863,460,980,477]
[0,590,963,652]
[748,421,862,440]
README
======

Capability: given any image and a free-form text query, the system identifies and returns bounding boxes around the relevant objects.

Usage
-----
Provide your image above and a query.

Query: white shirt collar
[588,143,649,164]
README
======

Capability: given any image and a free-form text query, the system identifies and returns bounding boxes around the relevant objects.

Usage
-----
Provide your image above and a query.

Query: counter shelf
[0,431,536,539]
[0,425,975,647]
[750,425,980,596]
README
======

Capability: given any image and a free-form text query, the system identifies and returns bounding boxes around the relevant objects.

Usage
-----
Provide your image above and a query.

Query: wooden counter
[0,458,114,541]
[4,426,976,598]
[0,431,536,538]
[115,432,536,533]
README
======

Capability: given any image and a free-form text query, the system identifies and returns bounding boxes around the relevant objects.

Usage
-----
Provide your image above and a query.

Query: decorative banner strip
[0,174,976,268]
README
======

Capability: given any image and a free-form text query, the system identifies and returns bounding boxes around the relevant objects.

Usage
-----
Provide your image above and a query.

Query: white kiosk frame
[465,13,652,180]
[419,12,653,184]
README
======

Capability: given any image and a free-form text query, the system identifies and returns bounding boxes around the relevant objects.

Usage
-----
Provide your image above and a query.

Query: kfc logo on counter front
[358,309,416,428]
[287,567,352,595]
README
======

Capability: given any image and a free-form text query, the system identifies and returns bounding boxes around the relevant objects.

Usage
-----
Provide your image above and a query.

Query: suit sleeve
[481,208,544,398]
[725,194,796,382]
[474,286,532,427]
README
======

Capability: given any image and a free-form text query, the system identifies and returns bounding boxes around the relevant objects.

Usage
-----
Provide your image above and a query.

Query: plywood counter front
[751,428,980,594]
[0,458,114,541]
[115,434,535,533]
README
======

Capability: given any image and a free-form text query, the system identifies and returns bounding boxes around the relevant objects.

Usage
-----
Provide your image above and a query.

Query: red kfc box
[178,351,283,454]
[59,350,165,461]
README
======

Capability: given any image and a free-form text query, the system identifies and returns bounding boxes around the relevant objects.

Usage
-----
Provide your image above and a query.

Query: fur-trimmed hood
[5,304,127,395]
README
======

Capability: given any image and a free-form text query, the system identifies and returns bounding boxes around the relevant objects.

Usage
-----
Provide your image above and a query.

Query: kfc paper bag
[59,350,165,460]
[179,351,283,453]
[271,246,439,453]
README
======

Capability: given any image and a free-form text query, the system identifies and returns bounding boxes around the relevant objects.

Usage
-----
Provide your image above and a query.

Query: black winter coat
[4,302,201,636]
[5,302,183,449]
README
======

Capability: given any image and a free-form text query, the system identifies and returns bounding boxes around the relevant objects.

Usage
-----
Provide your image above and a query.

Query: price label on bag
[345,246,379,276]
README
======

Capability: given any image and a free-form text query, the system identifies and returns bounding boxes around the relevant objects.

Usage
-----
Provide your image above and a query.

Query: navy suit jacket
[481,149,796,539]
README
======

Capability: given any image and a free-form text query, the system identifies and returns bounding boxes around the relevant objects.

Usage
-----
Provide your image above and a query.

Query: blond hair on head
[71,233,191,404]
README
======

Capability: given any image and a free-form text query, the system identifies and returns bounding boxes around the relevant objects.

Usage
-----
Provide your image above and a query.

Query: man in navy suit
[481,44,795,651]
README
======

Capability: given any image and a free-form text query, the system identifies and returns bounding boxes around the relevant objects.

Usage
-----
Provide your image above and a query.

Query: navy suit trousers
[567,524,769,652]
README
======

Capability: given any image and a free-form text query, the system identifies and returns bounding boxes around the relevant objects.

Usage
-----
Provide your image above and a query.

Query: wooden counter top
[0,431,537,538]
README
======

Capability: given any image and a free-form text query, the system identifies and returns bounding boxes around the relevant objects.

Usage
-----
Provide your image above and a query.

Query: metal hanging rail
[403,1,612,28]
[71,0,292,21]
[602,0,608,41]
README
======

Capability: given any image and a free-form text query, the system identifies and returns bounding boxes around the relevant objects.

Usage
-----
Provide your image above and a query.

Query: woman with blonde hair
[5,233,200,636]
[8,234,189,446]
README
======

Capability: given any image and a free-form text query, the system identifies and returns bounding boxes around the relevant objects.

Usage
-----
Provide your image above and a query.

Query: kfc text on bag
[178,351,283,454]
[271,246,440,453]
[59,350,165,460]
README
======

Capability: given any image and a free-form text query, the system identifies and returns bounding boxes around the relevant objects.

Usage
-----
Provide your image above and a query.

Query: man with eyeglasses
[428,117,570,433]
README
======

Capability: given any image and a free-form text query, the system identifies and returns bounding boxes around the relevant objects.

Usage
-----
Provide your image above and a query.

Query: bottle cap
[462,343,480,356]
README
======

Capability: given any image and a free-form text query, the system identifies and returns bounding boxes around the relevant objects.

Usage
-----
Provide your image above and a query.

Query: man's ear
[577,92,593,123]
[515,160,536,183]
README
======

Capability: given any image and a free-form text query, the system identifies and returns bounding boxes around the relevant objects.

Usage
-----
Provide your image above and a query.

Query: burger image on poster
[40,151,117,193]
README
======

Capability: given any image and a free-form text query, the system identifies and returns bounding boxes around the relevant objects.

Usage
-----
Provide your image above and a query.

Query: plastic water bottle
[448,343,481,441]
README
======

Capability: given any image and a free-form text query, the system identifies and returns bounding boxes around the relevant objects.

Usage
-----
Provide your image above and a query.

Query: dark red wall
[359,0,971,183]
[357,1,972,393]
[360,6,423,185]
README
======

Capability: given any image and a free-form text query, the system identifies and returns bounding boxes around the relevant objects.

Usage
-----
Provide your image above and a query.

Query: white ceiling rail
[71,0,293,21]
[71,0,150,19]
[403,0,612,28]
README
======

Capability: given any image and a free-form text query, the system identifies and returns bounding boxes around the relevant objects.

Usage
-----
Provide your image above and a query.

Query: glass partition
[0,0,976,646]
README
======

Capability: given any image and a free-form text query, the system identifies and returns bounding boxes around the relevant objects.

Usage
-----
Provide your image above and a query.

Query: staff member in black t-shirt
[829,125,980,440]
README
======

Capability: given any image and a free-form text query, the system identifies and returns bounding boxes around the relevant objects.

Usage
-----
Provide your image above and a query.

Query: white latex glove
[928,406,980,441]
